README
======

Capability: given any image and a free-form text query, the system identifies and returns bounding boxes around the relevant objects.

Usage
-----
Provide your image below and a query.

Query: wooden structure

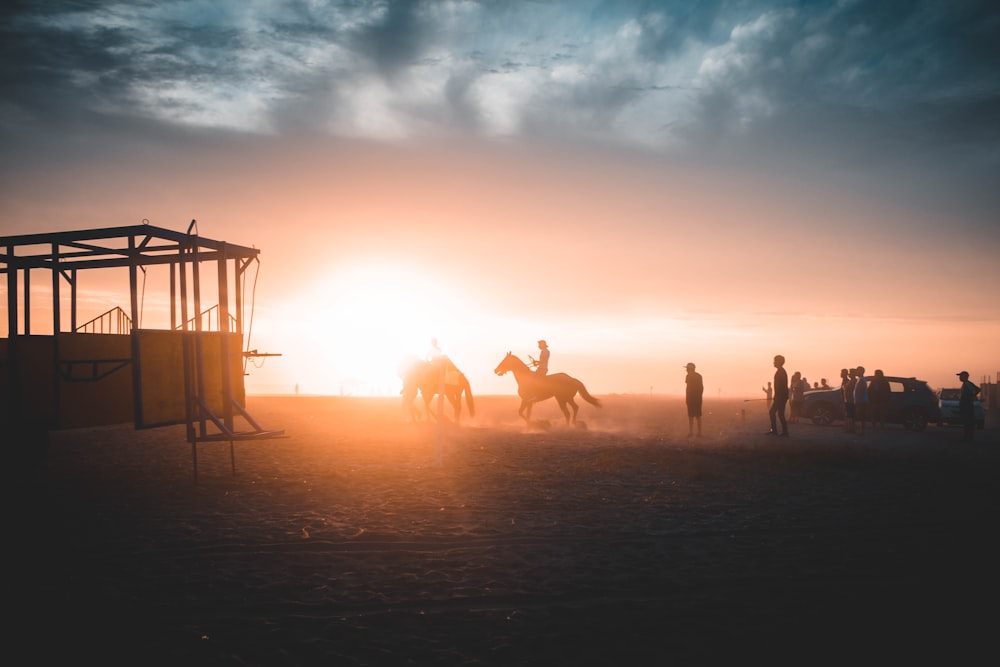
[1,221,283,479]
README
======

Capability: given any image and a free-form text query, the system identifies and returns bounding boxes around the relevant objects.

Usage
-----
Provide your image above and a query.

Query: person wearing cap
[530,340,549,376]
[957,371,981,443]
[685,362,703,437]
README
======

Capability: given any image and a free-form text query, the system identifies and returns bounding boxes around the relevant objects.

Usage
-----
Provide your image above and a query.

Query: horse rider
[530,340,549,376]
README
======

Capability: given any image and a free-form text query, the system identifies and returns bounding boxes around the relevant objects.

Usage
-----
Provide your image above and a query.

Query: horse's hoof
[574,421,588,430]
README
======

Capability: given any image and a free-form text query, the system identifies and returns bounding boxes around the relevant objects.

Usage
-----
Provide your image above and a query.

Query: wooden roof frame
[2,222,261,335]
[2,222,282,480]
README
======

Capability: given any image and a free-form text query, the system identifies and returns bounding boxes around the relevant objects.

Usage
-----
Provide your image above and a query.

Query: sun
[293,261,470,395]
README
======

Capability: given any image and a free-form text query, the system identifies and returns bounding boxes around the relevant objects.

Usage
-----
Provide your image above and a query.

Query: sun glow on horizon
[281,261,480,396]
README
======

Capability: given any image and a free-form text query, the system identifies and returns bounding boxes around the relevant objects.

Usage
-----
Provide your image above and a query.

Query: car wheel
[902,407,928,432]
[809,403,836,426]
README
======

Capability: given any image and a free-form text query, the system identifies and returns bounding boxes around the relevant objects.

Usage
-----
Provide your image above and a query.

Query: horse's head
[494,351,515,376]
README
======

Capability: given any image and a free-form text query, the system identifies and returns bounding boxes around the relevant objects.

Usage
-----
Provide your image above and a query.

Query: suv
[803,376,942,431]
[937,388,986,429]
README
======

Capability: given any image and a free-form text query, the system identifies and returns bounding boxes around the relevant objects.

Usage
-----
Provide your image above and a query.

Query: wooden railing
[75,306,132,334]
[176,304,238,333]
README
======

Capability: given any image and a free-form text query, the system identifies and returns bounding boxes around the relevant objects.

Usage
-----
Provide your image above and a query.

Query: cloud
[1,1,999,227]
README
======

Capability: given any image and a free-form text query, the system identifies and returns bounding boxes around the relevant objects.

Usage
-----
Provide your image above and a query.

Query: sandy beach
[13,394,999,665]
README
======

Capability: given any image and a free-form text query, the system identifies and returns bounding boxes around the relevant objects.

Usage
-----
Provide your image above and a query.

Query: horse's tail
[461,373,476,417]
[576,380,602,408]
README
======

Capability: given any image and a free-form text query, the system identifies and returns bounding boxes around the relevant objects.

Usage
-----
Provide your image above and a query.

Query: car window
[939,388,960,400]
[887,381,905,393]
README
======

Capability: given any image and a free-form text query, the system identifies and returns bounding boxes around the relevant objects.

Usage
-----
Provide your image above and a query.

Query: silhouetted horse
[399,356,475,424]
[493,352,601,426]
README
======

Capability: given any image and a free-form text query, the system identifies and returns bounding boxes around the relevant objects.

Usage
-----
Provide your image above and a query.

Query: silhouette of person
[762,381,773,409]
[957,371,981,443]
[820,378,830,389]
[768,355,789,436]
[685,362,703,437]
[868,369,890,430]
[531,340,550,376]
[853,366,868,436]
[426,338,443,363]
[789,371,804,423]
[841,368,856,433]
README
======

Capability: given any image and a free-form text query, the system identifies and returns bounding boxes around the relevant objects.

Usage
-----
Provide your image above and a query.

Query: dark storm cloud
[350,0,426,76]
[1,0,999,221]
[683,1,1000,150]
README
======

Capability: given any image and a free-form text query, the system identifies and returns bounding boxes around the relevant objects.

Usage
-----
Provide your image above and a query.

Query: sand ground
[11,394,999,665]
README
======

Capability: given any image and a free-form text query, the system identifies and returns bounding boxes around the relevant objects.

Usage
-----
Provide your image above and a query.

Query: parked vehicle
[937,388,986,429]
[803,376,941,431]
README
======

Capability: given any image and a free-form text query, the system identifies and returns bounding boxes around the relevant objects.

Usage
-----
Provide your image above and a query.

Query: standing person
[789,371,804,423]
[530,339,550,376]
[957,371,981,443]
[853,366,868,436]
[762,381,773,410]
[842,368,856,434]
[685,362,703,438]
[868,370,890,430]
[768,355,789,436]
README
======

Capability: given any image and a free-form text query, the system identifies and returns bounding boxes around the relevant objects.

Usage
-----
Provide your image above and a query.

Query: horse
[399,356,475,424]
[493,351,601,426]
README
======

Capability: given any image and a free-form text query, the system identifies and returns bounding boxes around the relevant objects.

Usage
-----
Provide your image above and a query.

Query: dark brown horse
[493,352,601,426]
[400,356,475,424]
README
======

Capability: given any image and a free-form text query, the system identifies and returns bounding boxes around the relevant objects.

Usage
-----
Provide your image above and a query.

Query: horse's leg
[569,398,579,424]
[519,399,533,424]
[424,393,437,422]
[557,400,571,425]
[450,391,461,423]
[403,390,418,422]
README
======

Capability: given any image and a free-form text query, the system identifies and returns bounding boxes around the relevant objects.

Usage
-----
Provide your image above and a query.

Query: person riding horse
[529,339,550,376]
[494,352,600,427]
[399,355,475,424]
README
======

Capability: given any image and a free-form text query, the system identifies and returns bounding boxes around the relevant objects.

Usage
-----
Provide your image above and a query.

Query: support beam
[217,241,234,433]
[129,234,144,427]
[51,243,62,428]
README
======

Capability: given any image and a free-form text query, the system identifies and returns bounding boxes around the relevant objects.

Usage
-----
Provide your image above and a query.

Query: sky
[2,0,999,399]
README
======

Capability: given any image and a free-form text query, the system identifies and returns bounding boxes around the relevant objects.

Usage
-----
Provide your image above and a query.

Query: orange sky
[3,138,998,398]
[4,3,1000,401]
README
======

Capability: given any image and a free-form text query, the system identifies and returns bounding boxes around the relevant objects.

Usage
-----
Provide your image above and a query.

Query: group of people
[432,340,983,442]
[765,358,982,442]
[837,365,889,435]
[545,347,983,443]
[763,375,830,422]
[765,359,895,437]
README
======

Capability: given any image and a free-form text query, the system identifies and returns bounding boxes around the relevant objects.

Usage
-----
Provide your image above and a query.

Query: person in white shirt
[531,340,550,376]
[852,366,868,436]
